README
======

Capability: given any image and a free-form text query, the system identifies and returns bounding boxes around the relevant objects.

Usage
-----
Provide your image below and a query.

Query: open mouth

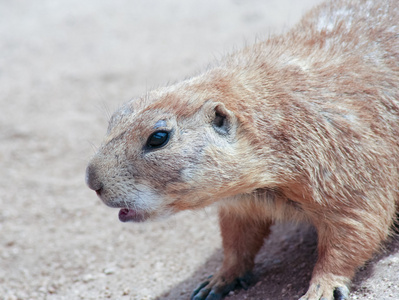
[118,208,147,223]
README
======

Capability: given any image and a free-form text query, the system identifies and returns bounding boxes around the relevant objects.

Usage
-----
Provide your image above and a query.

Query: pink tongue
[118,208,145,223]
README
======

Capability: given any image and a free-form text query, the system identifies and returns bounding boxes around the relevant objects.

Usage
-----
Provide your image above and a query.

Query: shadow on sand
[157,221,399,300]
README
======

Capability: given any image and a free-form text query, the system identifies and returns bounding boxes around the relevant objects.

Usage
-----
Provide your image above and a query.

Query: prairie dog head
[86,72,265,222]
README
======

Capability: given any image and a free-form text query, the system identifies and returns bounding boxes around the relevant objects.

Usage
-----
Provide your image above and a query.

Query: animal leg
[300,216,388,300]
[191,205,272,300]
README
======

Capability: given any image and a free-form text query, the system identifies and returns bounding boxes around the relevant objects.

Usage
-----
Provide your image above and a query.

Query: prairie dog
[86,0,399,299]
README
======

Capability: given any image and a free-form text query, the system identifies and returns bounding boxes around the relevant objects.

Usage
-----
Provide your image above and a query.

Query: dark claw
[239,278,249,290]
[193,289,210,300]
[206,290,223,300]
[333,286,349,300]
[237,272,253,290]
[191,273,253,300]
[220,281,237,295]
[192,288,211,300]
[191,280,211,299]
[191,286,223,300]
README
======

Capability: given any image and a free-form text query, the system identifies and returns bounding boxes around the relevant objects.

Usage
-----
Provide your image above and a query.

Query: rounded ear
[203,100,237,136]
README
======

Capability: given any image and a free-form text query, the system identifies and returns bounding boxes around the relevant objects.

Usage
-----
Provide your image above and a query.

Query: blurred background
[1,0,398,299]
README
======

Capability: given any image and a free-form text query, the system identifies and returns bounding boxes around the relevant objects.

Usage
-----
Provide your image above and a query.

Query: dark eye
[146,131,170,149]
[212,112,229,135]
[213,112,226,128]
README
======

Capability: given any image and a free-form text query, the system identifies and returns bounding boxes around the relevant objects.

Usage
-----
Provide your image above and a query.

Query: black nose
[85,164,103,192]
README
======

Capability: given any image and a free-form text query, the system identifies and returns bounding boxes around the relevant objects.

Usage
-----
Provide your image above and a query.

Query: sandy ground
[1,0,398,299]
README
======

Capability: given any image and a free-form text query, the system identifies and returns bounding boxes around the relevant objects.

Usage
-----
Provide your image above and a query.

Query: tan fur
[86,0,399,299]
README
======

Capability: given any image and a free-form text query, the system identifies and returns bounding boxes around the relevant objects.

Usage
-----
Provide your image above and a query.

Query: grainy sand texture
[1,0,398,299]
